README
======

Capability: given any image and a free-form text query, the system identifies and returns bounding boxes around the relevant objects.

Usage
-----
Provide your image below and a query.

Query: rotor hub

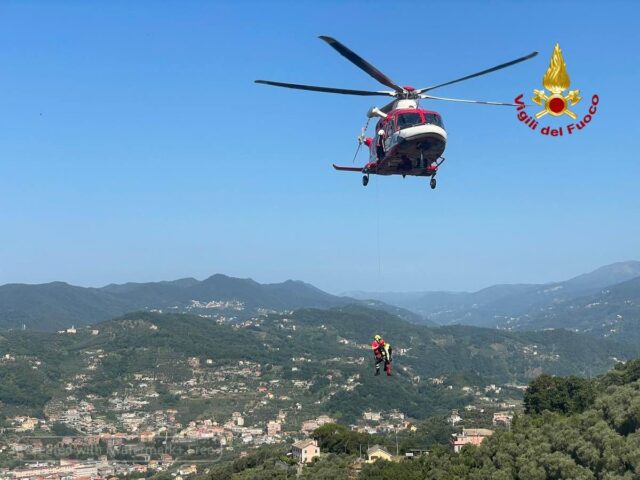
[398,86,420,100]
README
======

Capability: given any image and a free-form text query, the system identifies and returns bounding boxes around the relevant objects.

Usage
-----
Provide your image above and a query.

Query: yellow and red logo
[514,43,599,136]
[532,43,581,119]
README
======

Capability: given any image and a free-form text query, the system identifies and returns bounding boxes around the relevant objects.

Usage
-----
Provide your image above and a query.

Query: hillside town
[1,378,518,480]
[0,313,531,479]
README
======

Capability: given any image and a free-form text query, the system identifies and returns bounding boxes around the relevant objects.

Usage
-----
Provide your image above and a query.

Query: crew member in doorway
[376,130,386,161]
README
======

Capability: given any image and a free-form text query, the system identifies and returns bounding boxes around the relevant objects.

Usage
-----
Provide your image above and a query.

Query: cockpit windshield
[396,112,445,130]
[396,113,423,130]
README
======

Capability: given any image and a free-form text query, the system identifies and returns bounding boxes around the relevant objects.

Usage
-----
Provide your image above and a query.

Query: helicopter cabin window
[385,119,395,137]
[424,113,444,128]
[396,113,423,130]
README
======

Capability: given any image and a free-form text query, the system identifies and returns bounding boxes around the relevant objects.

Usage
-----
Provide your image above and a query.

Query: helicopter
[256,36,538,189]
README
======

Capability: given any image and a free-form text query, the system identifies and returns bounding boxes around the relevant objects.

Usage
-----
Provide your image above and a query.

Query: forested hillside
[358,359,640,479]
[0,306,636,423]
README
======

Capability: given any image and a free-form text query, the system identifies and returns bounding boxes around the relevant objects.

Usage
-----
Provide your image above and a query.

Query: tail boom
[332,164,364,172]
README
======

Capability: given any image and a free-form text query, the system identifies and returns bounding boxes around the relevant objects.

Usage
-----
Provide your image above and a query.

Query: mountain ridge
[346,261,640,328]
[0,274,426,331]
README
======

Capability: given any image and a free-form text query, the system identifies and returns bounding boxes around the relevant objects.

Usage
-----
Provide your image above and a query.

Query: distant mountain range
[521,275,640,343]
[0,274,425,331]
[2,261,638,337]
[346,261,640,341]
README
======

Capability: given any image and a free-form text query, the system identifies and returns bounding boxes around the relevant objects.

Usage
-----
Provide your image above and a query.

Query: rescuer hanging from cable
[372,334,392,376]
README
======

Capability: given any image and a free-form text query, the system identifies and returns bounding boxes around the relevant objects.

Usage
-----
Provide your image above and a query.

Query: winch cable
[375,173,382,287]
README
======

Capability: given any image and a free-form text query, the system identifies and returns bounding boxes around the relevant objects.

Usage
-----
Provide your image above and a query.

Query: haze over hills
[520,275,640,343]
[0,274,426,331]
[346,261,640,335]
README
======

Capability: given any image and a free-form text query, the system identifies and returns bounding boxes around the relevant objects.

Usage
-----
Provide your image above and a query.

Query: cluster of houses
[187,300,245,311]
[7,417,47,433]
[351,410,414,435]
[41,398,183,436]
[176,411,288,446]
[0,454,181,480]
[300,415,334,434]
[291,439,399,465]
[448,408,514,427]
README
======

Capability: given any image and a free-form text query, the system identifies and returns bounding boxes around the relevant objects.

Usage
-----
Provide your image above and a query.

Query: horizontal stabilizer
[332,164,363,172]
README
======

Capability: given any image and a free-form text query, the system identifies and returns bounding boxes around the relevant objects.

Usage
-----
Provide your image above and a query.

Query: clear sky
[1,0,639,293]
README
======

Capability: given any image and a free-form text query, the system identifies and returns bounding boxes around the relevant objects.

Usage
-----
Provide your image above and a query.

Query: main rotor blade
[417,51,538,93]
[255,80,395,97]
[420,94,521,106]
[319,36,404,93]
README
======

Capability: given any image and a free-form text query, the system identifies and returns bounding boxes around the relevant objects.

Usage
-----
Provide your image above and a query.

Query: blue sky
[1,0,639,293]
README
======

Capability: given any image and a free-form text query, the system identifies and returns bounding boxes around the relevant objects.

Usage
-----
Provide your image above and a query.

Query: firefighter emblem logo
[532,43,581,119]
[514,43,599,137]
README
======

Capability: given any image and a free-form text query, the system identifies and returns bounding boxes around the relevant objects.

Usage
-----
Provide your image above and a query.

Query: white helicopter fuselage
[367,101,447,176]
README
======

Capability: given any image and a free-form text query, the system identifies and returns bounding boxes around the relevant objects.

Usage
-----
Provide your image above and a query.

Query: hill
[0,274,424,331]
[517,275,640,343]
[0,306,636,423]
[201,359,640,479]
[0,282,128,331]
[356,359,640,479]
[347,261,640,329]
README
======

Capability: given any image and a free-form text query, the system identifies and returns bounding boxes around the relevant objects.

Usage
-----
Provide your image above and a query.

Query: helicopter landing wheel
[430,177,437,190]
[362,175,369,187]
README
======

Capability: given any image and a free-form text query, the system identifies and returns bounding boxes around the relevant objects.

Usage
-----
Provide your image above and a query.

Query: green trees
[201,446,294,480]
[601,359,640,387]
[314,423,373,456]
[50,422,81,436]
[358,360,640,479]
[0,362,53,407]
[524,374,596,415]
[594,382,640,436]
[298,454,351,480]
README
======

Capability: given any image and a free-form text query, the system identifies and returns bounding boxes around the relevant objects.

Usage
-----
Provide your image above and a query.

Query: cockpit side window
[385,117,395,136]
[424,113,444,128]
